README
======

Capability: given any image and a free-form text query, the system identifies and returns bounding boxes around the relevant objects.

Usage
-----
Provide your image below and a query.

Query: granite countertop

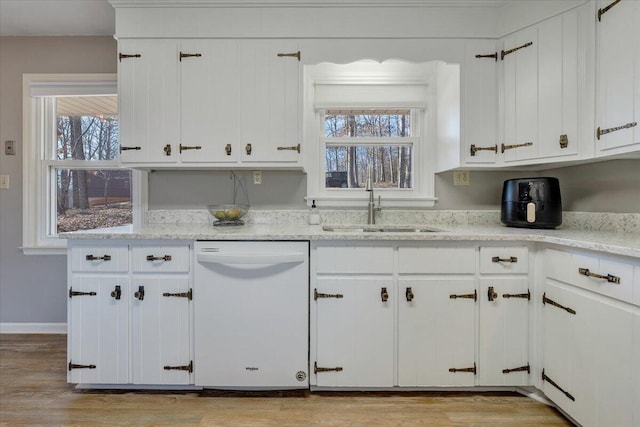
[61,210,640,258]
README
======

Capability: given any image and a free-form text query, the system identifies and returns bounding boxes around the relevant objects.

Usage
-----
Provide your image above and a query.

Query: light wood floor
[0,334,572,426]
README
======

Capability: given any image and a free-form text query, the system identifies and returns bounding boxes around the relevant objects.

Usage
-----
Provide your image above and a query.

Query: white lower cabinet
[130,276,192,385]
[67,241,193,386]
[543,249,640,427]
[314,278,394,387]
[479,278,530,386]
[398,278,476,386]
[67,276,129,384]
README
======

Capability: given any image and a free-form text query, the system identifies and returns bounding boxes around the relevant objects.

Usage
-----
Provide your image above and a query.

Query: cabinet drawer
[132,245,190,273]
[399,247,475,274]
[71,245,129,273]
[546,249,636,305]
[316,246,393,274]
[479,247,528,274]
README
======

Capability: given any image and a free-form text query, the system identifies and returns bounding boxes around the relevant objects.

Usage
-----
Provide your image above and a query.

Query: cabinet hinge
[449,362,476,374]
[162,288,193,300]
[503,363,530,374]
[164,361,193,373]
[314,361,343,374]
[596,122,637,140]
[501,142,533,153]
[68,361,96,371]
[277,51,301,61]
[69,288,97,298]
[474,52,498,62]
[449,289,477,302]
[542,293,576,315]
[501,41,533,60]
[314,288,343,300]
[597,0,621,22]
[542,369,575,401]
[470,144,497,156]
[502,290,531,301]
[119,53,141,62]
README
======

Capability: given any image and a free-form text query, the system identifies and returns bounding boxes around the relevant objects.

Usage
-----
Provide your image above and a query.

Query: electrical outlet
[5,140,16,156]
[253,170,262,185]
[453,170,470,186]
[0,175,9,189]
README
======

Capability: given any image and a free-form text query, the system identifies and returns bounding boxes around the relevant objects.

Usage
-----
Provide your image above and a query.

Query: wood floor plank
[0,334,572,426]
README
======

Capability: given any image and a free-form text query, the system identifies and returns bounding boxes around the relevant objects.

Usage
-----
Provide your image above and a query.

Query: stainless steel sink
[322,225,444,233]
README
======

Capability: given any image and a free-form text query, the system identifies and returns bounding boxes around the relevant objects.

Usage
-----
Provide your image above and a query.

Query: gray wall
[0,36,117,324]
[1,35,638,326]
[148,160,640,213]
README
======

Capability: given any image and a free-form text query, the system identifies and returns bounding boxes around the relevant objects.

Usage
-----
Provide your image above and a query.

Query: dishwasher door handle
[197,252,305,265]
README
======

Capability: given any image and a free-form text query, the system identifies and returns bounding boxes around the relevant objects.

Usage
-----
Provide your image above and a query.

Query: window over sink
[304,60,450,208]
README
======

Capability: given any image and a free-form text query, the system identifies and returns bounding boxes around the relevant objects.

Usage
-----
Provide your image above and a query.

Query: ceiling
[0,0,511,37]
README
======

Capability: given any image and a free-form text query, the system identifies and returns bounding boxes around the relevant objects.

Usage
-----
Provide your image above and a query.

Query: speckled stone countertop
[61,210,640,258]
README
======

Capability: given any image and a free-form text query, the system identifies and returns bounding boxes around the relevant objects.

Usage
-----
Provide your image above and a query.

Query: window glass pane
[55,168,132,233]
[325,145,413,189]
[324,110,411,138]
[56,96,118,160]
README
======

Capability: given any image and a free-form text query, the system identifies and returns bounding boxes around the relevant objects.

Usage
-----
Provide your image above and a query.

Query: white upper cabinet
[179,40,241,164]
[240,40,301,164]
[537,11,580,159]
[595,0,640,155]
[502,26,538,163]
[118,38,301,169]
[118,39,180,164]
[463,39,499,165]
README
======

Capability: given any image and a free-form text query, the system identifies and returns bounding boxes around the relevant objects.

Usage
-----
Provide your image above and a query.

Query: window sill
[305,195,437,208]
[21,245,67,256]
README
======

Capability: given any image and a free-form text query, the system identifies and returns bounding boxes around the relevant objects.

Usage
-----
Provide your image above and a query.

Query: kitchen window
[304,61,438,208]
[323,109,415,190]
[22,74,142,254]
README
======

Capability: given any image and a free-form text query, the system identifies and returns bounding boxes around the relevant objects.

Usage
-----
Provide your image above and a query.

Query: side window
[23,75,136,253]
[52,96,132,234]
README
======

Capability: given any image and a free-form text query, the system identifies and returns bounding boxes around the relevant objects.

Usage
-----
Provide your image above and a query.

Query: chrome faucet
[366,166,382,224]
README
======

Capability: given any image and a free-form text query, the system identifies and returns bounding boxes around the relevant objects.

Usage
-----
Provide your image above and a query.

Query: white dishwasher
[194,241,309,389]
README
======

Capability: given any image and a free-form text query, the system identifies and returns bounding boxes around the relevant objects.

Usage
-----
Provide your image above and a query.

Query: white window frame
[22,74,146,255]
[303,61,438,208]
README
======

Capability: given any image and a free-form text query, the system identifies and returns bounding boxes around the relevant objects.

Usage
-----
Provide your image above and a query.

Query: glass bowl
[206,204,249,222]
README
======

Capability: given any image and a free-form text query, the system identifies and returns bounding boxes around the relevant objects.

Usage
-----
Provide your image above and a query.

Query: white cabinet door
[502,26,538,162]
[240,40,300,164]
[593,298,635,427]
[596,0,640,155]
[479,278,529,386]
[542,282,598,426]
[68,276,129,384]
[314,278,394,387]
[398,278,476,386]
[130,276,191,385]
[118,39,180,164]
[537,10,579,159]
[180,40,241,163]
[463,39,498,165]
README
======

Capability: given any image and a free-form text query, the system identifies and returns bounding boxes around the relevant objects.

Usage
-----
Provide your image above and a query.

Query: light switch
[0,175,9,189]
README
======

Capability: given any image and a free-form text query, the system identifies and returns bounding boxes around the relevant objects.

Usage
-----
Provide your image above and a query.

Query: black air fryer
[501,177,562,229]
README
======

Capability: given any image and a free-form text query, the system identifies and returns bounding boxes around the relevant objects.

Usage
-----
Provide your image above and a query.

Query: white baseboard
[0,323,67,334]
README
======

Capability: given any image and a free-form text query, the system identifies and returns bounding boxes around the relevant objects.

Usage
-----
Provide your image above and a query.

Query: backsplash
[146,209,640,233]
